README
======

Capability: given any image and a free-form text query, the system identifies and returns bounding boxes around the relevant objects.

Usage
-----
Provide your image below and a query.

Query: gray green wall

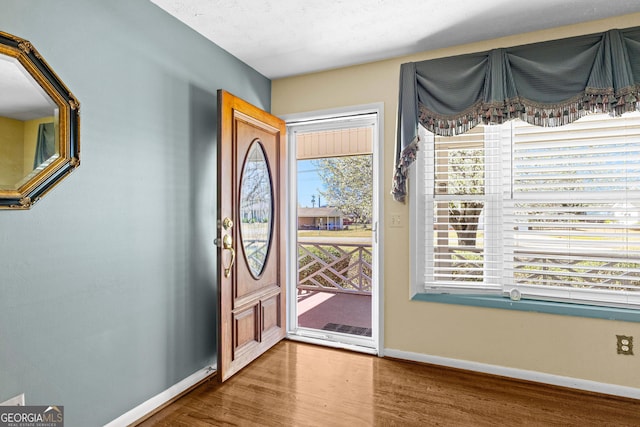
[0,1,270,425]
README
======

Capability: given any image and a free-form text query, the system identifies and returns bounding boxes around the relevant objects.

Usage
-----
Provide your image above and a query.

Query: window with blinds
[415,113,640,309]
[505,113,640,307]
[419,125,502,293]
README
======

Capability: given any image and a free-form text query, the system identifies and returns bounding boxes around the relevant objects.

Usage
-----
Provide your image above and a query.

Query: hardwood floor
[138,340,640,426]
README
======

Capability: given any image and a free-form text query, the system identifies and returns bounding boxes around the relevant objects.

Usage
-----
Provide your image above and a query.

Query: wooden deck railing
[437,247,640,289]
[298,241,372,295]
[512,250,640,289]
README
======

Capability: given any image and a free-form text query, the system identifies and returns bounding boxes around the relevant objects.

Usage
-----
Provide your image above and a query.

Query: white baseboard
[104,365,216,427]
[383,348,640,400]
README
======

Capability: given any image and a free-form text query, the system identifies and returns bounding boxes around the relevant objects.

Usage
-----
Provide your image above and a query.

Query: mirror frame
[0,31,80,209]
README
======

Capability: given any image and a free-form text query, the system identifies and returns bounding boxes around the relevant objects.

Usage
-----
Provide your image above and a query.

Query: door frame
[281,103,384,356]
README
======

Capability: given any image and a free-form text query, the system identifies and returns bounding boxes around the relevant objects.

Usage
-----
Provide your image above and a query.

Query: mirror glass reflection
[239,141,273,277]
[0,55,59,191]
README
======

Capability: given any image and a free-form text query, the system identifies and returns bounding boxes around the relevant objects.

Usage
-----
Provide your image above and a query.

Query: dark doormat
[322,322,372,337]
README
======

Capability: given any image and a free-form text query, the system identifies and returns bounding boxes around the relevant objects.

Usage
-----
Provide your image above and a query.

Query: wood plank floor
[138,340,640,426]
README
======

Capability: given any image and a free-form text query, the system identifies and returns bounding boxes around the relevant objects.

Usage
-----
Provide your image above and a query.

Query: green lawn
[298,228,373,238]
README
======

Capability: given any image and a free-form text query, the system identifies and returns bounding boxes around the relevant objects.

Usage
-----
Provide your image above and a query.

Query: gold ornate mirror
[0,31,79,209]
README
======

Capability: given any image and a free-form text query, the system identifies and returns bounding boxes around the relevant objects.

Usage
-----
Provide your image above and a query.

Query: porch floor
[297,291,372,334]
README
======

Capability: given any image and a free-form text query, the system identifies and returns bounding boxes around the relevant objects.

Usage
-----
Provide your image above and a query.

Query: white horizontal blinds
[423,125,501,291]
[416,127,434,287]
[504,113,640,307]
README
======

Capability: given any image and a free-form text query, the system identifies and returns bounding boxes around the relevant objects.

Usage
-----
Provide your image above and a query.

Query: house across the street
[298,207,344,230]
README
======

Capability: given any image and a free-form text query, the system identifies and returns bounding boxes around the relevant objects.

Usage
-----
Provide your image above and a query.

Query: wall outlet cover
[616,335,634,355]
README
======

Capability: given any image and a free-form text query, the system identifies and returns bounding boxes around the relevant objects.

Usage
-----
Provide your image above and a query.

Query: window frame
[409,116,640,322]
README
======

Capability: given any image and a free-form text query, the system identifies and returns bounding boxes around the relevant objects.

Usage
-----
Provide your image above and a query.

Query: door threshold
[287,330,378,355]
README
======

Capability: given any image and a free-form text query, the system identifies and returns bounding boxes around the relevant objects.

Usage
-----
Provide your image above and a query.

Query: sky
[297,159,325,208]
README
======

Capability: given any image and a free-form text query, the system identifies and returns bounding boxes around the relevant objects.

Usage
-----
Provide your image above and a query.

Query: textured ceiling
[150,0,640,79]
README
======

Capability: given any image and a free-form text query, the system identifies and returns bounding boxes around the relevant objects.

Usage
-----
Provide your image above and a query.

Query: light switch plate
[390,214,402,228]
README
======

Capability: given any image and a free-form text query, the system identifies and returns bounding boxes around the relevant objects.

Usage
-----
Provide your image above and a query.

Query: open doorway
[285,106,382,354]
[297,153,373,337]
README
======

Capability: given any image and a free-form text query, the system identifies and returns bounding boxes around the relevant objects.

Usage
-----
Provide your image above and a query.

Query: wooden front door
[217,90,287,382]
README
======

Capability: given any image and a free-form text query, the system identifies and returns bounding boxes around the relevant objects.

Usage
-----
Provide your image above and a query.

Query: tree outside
[313,155,373,225]
[447,148,484,246]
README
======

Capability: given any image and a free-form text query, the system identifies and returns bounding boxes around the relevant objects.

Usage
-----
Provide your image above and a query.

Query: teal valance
[393,26,640,202]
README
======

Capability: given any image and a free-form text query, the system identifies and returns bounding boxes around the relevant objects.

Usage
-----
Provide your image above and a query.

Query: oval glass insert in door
[239,141,273,277]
